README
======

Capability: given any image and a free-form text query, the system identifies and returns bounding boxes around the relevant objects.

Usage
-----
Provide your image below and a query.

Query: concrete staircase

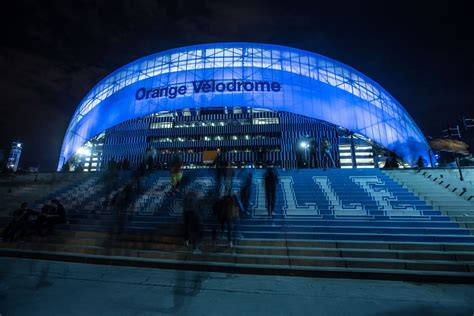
[1,230,473,282]
[0,173,91,215]
[384,169,474,233]
[418,168,474,201]
[1,168,473,282]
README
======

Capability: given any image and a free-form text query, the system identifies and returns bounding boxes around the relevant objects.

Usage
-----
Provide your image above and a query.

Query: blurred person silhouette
[321,137,336,169]
[33,200,67,236]
[224,162,234,196]
[264,167,278,218]
[212,195,240,247]
[32,203,52,237]
[309,138,318,168]
[240,172,253,216]
[1,202,33,242]
[170,154,183,194]
[43,199,67,234]
[383,153,399,169]
[215,152,225,193]
[415,155,425,172]
[183,191,203,252]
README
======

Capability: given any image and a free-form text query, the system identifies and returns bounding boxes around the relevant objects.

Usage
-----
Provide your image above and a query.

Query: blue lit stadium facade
[58,43,430,171]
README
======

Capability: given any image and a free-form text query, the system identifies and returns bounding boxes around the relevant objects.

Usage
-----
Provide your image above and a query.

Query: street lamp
[77,147,92,156]
[300,141,308,149]
[299,141,310,167]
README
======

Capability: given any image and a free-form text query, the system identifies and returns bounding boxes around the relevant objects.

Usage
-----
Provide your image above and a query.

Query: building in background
[58,43,430,171]
[6,142,23,172]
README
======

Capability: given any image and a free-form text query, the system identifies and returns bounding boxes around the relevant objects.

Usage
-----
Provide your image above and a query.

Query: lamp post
[299,140,309,168]
[34,164,40,182]
[428,149,433,168]
[455,155,464,181]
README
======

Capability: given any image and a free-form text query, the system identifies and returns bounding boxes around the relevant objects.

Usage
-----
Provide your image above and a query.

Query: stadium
[58,42,431,172]
[1,42,474,286]
[3,2,474,312]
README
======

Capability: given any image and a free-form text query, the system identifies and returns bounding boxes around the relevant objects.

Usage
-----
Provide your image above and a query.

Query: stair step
[1,246,473,283]
[17,233,474,261]
[1,240,472,272]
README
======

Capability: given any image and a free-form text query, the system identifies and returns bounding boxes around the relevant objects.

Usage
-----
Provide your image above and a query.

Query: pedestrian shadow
[156,269,209,314]
[34,266,54,290]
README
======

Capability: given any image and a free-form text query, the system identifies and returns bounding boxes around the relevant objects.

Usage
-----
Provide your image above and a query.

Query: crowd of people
[1,152,281,252]
[3,145,430,256]
[181,156,279,252]
[1,199,66,242]
[3,146,338,253]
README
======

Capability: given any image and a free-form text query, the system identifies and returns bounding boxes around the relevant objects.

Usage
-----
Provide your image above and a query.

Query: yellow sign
[203,150,218,164]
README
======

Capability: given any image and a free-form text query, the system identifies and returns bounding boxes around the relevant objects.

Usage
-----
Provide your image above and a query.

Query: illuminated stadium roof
[58,42,429,169]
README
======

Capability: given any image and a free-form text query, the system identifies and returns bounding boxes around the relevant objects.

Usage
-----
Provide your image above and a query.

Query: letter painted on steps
[350,176,421,217]
[252,177,268,216]
[280,176,319,216]
[170,177,215,216]
[133,177,171,215]
[313,176,367,216]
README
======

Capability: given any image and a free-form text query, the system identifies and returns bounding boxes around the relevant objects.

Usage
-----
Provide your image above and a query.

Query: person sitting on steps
[1,202,34,242]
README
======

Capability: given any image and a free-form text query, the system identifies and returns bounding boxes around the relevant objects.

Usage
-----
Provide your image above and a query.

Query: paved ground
[0,257,473,316]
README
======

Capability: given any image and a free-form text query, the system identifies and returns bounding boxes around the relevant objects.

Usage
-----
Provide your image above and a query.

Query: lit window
[340,158,353,163]
[150,122,173,129]
[355,146,372,150]
[355,158,374,163]
[252,118,279,125]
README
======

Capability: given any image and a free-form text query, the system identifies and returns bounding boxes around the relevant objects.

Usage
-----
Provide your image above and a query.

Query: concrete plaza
[0,257,473,316]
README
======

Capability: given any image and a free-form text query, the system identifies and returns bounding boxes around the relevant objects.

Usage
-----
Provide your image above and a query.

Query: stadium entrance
[67,107,383,172]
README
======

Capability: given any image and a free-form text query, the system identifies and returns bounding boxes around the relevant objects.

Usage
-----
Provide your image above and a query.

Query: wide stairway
[0,173,91,215]
[419,167,474,201]
[385,168,474,234]
[1,168,474,282]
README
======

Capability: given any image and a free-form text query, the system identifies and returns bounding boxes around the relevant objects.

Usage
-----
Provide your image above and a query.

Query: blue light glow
[58,43,429,169]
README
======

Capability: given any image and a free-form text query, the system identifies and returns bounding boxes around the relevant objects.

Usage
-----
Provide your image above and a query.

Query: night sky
[1,0,472,171]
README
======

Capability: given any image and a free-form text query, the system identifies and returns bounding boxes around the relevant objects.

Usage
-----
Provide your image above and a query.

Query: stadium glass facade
[80,108,346,171]
[58,43,430,171]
